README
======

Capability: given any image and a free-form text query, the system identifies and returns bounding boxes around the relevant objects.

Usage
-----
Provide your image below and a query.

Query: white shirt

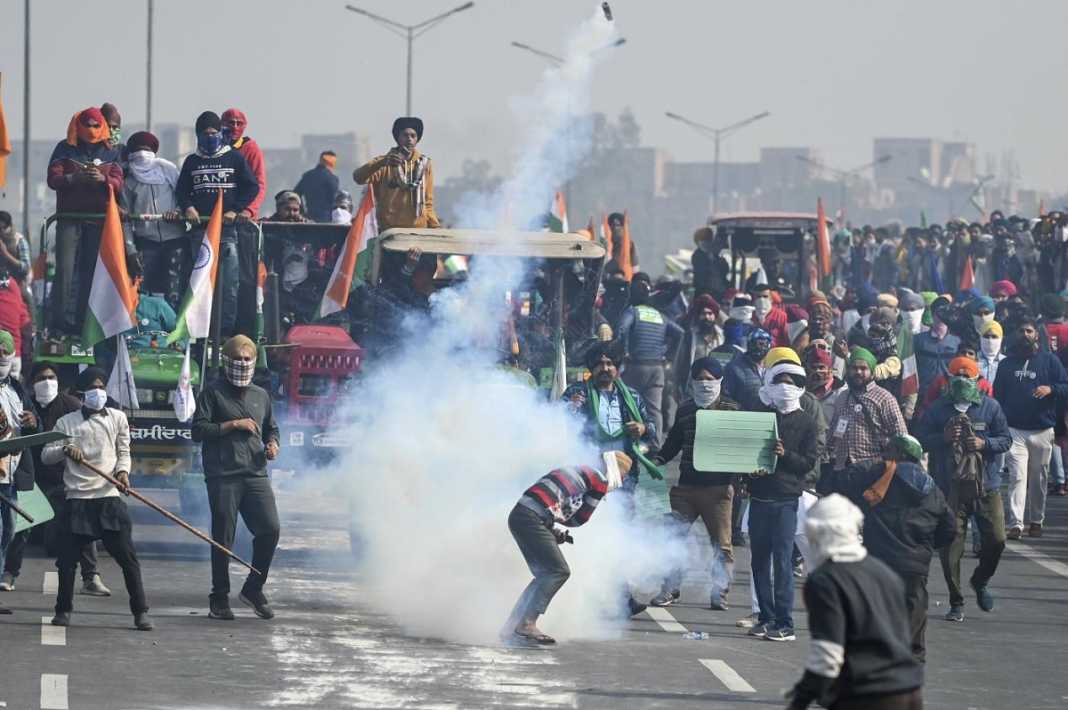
[41,408,131,499]
[0,379,24,483]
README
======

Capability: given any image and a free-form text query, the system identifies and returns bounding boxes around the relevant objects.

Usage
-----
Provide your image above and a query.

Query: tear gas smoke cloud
[328,5,693,644]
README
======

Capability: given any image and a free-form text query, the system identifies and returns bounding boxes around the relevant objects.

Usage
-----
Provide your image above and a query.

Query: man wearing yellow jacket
[354,117,442,231]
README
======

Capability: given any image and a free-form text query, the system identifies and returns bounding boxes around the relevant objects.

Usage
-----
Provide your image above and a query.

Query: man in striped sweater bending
[503,451,632,646]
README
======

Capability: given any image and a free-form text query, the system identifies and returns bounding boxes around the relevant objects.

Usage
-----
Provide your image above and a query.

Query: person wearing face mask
[744,361,818,642]
[649,357,738,610]
[748,284,789,347]
[964,296,996,350]
[192,335,281,621]
[723,329,772,413]
[0,330,36,610]
[121,131,188,311]
[691,227,730,299]
[176,111,260,337]
[977,320,1004,384]
[785,495,924,710]
[503,452,633,646]
[829,348,908,472]
[1,363,108,596]
[100,102,122,150]
[1037,293,1068,354]
[917,359,1011,624]
[221,108,267,220]
[913,296,961,399]
[992,318,1068,540]
[673,295,723,404]
[898,289,927,336]
[46,107,126,334]
[39,367,152,631]
[919,347,994,421]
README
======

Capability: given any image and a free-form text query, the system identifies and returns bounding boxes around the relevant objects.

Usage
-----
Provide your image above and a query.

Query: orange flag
[619,211,634,280]
[600,213,613,258]
[319,188,376,317]
[816,197,832,278]
[959,255,975,291]
[0,73,12,187]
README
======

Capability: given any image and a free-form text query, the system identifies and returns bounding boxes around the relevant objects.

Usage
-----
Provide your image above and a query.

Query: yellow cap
[763,346,801,369]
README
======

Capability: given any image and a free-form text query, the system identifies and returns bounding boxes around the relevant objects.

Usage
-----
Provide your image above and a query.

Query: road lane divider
[40,674,68,710]
[644,607,688,633]
[1007,541,1068,578]
[700,659,756,692]
[42,572,58,595]
[41,616,66,647]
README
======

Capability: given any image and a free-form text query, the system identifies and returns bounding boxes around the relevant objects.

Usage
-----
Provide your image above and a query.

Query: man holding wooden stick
[41,367,152,631]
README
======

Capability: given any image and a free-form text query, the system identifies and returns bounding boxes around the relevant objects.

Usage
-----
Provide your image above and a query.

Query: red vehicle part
[281,325,362,425]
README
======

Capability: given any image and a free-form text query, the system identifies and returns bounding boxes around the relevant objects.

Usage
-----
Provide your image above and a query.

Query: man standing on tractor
[354,117,441,231]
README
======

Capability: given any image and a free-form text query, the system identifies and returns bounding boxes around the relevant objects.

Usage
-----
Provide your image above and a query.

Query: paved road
[2,480,1067,709]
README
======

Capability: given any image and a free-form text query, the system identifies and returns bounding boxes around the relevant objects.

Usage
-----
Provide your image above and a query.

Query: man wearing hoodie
[222,109,267,220]
[724,328,772,412]
[176,111,260,337]
[746,360,819,642]
[818,435,955,663]
[786,495,924,710]
[650,357,738,610]
[992,317,1068,539]
[46,107,127,334]
[917,362,1011,623]
[749,283,789,347]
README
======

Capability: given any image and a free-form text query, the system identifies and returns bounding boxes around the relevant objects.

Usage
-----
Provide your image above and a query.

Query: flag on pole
[548,191,569,233]
[619,211,633,280]
[816,198,832,278]
[0,73,11,187]
[82,187,138,346]
[897,321,918,398]
[600,214,613,258]
[167,191,223,345]
[106,337,140,410]
[959,255,975,291]
[319,188,376,319]
[173,343,196,423]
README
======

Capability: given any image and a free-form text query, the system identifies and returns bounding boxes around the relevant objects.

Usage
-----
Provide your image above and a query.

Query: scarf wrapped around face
[66,107,109,146]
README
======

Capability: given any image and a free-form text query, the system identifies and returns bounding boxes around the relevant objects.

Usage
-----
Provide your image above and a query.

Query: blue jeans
[219,227,240,336]
[0,482,16,580]
[749,498,798,629]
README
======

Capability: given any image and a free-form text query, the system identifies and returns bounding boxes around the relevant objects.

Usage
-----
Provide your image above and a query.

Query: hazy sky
[4,0,1068,190]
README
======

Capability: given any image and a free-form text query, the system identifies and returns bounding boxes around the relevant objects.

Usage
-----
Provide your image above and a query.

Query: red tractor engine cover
[282,325,363,424]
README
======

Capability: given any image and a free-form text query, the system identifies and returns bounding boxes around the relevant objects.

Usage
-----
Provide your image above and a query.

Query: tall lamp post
[344,2,475,115]
[796,154,892,216]
[665,109,770,216]
[146,0,154,132]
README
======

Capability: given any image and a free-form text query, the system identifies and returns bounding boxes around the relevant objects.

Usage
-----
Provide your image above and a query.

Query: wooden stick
[68,455,261,577]
[0,489,34,524]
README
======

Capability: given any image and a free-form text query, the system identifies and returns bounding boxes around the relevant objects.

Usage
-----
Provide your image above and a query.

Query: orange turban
[948,356,979,378]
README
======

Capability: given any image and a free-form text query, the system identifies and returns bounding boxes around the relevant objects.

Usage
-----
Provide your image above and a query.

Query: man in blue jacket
[917,364,1011,623]
[724,328,772,412]
[992,318,1068,539]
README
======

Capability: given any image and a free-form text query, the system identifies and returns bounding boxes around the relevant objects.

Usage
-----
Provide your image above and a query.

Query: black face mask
[1011,334,1039,356]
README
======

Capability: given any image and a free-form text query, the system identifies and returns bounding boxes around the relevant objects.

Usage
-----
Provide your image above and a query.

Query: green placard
[0,431,69,456]
[693,410,778,474]
[13,484,55,534]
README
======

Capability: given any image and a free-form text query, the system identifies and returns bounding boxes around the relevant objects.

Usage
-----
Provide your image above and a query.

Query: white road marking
[700,659,756,693]
[40,674,68,710]
[644,607,688,633]
[41,616,66,646]
[42,571,58,595]
[1007,541,1068,578]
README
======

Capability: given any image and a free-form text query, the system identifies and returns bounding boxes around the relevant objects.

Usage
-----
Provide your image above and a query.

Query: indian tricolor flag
[82,187,138,346]
[548,191,568,233]
[319,188,376,318]
[167,191,224,344]
[898,321,918,397]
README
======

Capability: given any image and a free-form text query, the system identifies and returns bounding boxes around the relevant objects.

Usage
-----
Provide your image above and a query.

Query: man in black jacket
[295,151,340,223]
[192,335,280,621]
[747,360,819,642]
[818,434,955,663]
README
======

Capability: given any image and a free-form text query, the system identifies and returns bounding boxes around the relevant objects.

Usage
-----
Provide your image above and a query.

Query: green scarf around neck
[585,380,663,480]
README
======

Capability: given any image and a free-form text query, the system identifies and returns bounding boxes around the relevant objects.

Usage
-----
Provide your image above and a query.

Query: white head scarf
[126,150,180,188]
[805,494,867,571]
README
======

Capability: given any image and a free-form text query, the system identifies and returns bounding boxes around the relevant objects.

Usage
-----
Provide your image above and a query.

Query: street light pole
[22,0,30,239]
[344,2,475,115]
[146,0,154,132]
[796,154,891,218]
[665,110,770,216]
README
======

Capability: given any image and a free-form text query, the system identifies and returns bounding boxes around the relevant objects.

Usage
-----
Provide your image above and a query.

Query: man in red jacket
[222,108,266,219]
[46,107,127,335]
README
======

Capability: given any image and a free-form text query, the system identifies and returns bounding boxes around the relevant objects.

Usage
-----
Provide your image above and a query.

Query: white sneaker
[81,573,112,597]
[736,612,759,628]
[0,572,14,592]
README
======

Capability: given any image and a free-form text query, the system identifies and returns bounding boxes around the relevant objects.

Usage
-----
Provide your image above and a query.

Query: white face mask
[904,309,924,334]
[760,382,804,413]
[128,149,156,165]
[953,402,971,413]
[83,388,107,411]
[754,296,772,320]
[729,305,755,322]
[34,379,59,406]
[0,354,12,380]
[981,337,1002,358]
[972,313,995,331]
[692,378,722,407]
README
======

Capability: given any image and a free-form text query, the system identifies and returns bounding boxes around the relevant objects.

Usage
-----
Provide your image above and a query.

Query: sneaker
[81,574,112,597]
[649,589,680,607]
[51,612,70,626]
[133,612,154,631]
[627,597,648,618]
[793,560,805,578]
[733,532,748,548]
[0,572,14,591]
[971,580,994,612]
[765,626,796,642]
[736,612,759,629]
[0,604,11,615]
[1007,527,1022,541]
[709,594,729,611]
[944,605,964,622]
[208,598,235,621]
[1028,523,1043,538]
[747,622,769,638]
[240,589,275,620]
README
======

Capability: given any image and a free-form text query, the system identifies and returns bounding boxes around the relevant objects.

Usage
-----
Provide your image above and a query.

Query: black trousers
[899,572,929,664]
[206,475,280,601]
[55,500,147,615]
